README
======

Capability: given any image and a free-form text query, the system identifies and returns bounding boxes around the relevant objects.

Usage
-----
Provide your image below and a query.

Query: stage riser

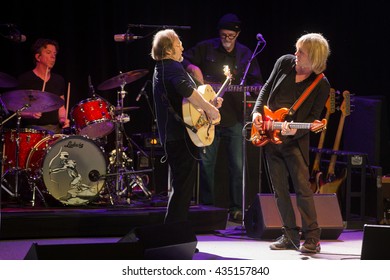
[0,206,228,240]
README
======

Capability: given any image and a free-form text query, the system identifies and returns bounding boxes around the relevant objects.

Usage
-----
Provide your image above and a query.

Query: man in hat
[182,13,263,221]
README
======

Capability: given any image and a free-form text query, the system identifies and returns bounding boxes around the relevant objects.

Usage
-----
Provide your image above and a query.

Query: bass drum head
[41,135,107,206]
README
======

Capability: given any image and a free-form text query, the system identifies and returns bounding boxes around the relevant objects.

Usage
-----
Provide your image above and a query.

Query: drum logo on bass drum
[64,141,84,148]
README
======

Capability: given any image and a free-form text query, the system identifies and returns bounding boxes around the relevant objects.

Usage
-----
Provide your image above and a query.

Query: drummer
[17,38,70,134]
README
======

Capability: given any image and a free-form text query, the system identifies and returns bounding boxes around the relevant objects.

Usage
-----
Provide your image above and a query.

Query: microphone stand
[239,37,266,229]
[139,86,158,194]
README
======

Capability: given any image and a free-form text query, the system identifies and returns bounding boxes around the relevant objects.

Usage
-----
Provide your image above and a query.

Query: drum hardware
[0,88,64,201]
[0,103,31,199]
[26,172,48,207]
[99,71,152,205]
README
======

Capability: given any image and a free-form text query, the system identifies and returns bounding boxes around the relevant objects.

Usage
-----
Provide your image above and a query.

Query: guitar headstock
[340,90,351,117]
[223,65,232,81]
[311,118,327,133]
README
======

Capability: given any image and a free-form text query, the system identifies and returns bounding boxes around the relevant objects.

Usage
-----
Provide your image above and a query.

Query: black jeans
[164,138,198,224]
[265,140,320,240]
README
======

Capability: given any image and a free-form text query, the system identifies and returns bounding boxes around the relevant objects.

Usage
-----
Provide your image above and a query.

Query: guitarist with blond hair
[251,33,331,253]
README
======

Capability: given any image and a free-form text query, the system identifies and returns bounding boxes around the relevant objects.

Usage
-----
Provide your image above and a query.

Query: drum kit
[0,69,153,207]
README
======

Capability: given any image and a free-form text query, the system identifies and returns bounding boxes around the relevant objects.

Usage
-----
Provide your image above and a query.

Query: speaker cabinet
[119,221,198,260]
[245,193,344,240]
[24,242,144,260]
[25,221,197,260]
[361,224,390,260]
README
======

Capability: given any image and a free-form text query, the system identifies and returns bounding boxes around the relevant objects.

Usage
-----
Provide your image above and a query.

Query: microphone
[256,33,265,42]
[5,33,26,43]
[136,80,150,102]
[114,33,143,42]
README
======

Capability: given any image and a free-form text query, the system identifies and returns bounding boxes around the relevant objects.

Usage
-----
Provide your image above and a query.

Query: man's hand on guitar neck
[211,96,223,109]
[252,112,297,136]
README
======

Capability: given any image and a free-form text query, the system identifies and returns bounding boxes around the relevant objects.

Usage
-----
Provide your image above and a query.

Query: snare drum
[70,97,114,139]
[26,134,107,206]
[2,128,47,172]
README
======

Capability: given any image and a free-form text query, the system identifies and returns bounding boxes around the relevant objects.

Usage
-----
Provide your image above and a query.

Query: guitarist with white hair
[251,33,331,253]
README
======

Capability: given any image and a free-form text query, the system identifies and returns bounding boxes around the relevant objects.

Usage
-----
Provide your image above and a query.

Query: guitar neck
[327,90,350,176]
[312,110,331,171]
[210,84,262,93]
[269,121,312,130]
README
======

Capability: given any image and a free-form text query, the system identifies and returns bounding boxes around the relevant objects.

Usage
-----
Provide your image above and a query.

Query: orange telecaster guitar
[318,90,351,194]
[310,88,336,193]
[251,106,327,147]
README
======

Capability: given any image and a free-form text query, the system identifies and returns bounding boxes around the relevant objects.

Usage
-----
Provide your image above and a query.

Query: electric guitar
[310,88,336,193]
[250,106,327,147]
[318,90,351,194]
[182,66,232,147]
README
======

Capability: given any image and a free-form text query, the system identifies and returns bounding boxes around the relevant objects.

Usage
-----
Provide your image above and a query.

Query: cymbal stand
[0,104,30,199]
[108,83,151,204]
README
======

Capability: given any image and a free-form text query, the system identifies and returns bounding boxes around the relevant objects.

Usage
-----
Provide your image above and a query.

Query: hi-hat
[97,69,149,91]
[1,89,64,112]
[0,72,18,88]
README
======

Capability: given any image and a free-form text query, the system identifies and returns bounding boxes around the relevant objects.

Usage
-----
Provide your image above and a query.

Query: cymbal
[0,72,18,88]
[97,69,149,91]
[114,106,140,112]
[1,89,64,113]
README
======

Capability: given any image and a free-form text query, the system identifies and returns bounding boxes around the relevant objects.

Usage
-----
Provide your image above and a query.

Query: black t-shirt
[182,38,263,127]
[153,59,195,144]
[17,70,65,126]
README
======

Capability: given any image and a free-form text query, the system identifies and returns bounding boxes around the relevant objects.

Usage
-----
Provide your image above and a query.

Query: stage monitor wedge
[245,193,344,240]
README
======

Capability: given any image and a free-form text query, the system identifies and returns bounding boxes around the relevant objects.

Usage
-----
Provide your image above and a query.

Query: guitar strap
[166,104,198,133]
[164,72,199,133]
[288,73,325,116]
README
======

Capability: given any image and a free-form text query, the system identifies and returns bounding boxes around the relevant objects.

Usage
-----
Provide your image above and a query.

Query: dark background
[1,0,389,196]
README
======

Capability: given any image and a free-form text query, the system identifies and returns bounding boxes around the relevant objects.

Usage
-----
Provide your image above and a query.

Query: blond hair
[296,33,330,74]
[151,29,178,61]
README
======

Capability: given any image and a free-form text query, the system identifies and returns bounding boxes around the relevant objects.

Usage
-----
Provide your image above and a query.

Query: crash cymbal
[0,72,18,88]
[97,69,149,91]
[114,106,140,112]
[1,89,64,113]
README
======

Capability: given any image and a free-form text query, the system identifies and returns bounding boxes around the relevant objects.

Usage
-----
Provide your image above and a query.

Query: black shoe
[299,238,321,253]
[229,210,243,222]
[269,235,300,250]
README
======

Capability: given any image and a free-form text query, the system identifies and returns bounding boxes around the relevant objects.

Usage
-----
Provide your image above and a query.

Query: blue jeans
[199,122,243,211]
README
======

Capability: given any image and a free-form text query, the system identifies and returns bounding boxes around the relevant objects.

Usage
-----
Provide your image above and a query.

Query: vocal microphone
[5,33,26,43]
[136,80,150,102]
[256,33,265,42]
[114,33,143,42]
